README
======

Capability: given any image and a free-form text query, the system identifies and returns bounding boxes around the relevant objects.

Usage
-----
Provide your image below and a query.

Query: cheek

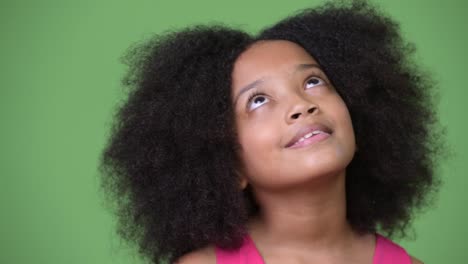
[238,120,279,153]
[236,119,281,174]
[334,101,356,150]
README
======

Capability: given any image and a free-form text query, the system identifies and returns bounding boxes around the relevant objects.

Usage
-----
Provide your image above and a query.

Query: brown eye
[305,77,324,89]
[247,93,269,111]
[254,97,266,104]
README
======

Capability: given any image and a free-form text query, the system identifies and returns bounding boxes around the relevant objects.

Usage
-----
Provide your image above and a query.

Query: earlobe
[240,177,248,190]
[236,169,249,189]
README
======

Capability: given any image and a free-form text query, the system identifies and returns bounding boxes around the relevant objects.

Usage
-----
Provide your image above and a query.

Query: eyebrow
[233,63,323,105]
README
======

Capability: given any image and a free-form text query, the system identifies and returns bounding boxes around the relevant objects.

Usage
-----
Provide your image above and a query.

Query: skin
[176,40,423,264]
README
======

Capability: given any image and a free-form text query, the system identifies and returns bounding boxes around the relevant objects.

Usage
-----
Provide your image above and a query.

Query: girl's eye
[305,77,325,89]
[247,93,269,111]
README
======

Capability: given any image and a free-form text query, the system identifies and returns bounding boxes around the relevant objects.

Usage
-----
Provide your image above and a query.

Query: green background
[1,0,466,263]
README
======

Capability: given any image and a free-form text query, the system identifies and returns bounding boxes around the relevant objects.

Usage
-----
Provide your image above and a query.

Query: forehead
[231,40,318,91]
[237,40,315,65]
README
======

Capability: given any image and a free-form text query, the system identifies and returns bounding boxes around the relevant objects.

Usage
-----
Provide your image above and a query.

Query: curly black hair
[99,1,448,263]
[99,26,253,264]
[256,0,448,237]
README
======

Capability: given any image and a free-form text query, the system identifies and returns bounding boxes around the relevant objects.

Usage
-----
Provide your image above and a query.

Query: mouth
[284,123,333,148]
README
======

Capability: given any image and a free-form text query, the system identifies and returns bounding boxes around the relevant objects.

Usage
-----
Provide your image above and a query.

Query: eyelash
[306,76,326,88]
[246,90,267,107]
[245,90,270,111]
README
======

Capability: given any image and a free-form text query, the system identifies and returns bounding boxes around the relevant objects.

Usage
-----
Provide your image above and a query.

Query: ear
[235,169,249,190]
[239,176,248,190]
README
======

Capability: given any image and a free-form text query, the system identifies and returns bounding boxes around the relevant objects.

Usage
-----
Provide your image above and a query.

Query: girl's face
[231,40,356,191]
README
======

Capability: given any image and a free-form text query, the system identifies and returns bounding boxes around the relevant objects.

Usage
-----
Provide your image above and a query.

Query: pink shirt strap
[215,235,264,264]
[372,234,412,264]
[216,233,412,264]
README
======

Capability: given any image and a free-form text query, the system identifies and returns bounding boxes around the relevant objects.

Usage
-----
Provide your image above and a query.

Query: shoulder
[410,255,424,264]
[174,245,216,264]
[375,234,423,264]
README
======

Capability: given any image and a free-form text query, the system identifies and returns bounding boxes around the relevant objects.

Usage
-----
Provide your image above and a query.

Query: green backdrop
[1,0,466,263]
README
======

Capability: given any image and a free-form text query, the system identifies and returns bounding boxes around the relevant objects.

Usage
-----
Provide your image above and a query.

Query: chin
[301,154,350,177]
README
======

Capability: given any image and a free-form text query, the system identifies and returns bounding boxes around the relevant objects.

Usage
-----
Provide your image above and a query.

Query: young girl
[99,1,447,263]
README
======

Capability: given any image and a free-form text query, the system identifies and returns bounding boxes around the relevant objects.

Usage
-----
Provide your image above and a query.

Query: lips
[285,123,333,148]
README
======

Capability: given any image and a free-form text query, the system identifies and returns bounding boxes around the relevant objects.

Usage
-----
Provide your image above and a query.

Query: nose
[285,96,319,123]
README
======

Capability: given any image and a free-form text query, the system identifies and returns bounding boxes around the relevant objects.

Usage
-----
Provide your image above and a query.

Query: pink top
[215,233,411,264]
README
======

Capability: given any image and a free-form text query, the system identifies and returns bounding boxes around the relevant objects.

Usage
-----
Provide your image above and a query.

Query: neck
[247,170,355,250]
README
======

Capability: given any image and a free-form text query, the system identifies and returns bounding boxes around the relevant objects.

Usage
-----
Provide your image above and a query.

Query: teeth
[297,130,324,142]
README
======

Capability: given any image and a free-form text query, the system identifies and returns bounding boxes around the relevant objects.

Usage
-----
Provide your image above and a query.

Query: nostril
[291,113,301,119]
[290,106,316,120]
